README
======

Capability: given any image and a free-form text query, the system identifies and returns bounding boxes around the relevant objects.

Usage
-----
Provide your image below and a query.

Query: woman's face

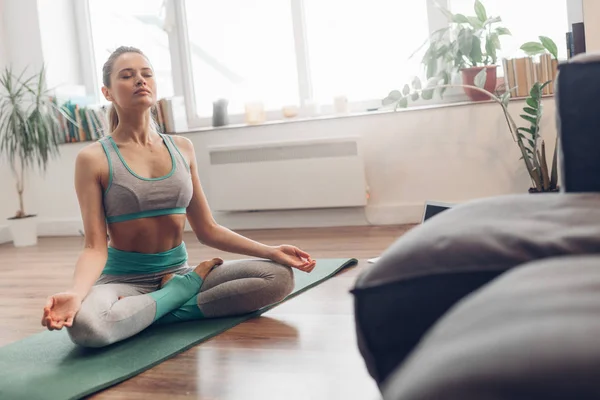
[102,52,157,111]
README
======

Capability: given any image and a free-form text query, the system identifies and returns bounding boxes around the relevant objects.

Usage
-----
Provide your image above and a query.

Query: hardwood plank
[0,225,413,400]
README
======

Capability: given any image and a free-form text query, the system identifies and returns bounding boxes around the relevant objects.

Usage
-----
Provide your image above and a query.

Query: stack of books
[502,54,558,98]
[52,95,189,144]
[153,97,188,134]
[52,98,109,143]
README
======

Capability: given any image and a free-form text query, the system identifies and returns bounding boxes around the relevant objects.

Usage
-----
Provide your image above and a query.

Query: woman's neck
[113,110,156,145]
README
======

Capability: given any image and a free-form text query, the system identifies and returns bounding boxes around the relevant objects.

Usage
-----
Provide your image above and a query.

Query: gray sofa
[352,54,600,398]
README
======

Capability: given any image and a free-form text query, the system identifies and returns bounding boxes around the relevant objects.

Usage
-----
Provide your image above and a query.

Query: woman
[41,46,316,348]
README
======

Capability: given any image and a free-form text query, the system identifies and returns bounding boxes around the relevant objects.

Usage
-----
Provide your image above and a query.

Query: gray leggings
[67,259,294,348]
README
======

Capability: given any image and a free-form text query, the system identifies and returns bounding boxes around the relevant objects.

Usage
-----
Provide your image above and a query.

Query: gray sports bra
[98,133,193,224]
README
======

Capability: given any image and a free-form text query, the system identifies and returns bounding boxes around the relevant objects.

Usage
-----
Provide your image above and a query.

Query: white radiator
[207,137,368,212]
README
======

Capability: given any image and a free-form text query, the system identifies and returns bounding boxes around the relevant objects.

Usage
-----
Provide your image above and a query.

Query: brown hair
[102,46,159,134]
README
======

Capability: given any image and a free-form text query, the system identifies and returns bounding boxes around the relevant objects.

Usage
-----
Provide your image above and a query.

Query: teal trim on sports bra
[99,140,113,195]
[108,134,176,181]
[106,207,187,224]
[102,241,188,275]
[166,135,190,172]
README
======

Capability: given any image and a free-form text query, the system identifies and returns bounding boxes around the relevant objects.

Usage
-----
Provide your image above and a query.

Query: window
[83,0,573,128]
[303,0,430,105]
[449,0,570,62]
[184,0,299,117]
[88,0,175,101]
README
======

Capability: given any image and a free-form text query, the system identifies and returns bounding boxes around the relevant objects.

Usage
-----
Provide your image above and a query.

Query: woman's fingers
[45,297,54,309]
[64,316,74,328]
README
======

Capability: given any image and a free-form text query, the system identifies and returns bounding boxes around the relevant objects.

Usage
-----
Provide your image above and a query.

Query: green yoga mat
[0,258,356,400]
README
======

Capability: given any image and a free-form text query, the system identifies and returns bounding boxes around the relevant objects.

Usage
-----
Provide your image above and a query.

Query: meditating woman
[41,46,316,347]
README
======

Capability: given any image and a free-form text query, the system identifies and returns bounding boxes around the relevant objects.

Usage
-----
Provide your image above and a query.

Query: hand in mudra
[41,292,81,331]
[270,245,316,273]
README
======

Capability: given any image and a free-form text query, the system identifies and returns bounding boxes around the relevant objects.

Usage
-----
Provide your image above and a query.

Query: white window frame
[169,0,450,129]
[78,0,578,131]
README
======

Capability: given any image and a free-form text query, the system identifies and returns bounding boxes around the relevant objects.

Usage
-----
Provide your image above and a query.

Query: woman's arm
[69,144,110,301]
[173,136,315,272]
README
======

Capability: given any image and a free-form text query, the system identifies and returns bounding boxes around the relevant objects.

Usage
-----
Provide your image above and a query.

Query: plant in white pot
[414,0,510,101]
[0,65,62,246]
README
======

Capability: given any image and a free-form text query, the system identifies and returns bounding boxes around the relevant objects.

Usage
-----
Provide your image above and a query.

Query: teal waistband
[102,241,188,275]
[106,207,187,224]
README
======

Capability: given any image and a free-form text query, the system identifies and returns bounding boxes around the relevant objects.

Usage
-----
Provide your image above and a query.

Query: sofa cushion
[382,255,600,400]
[352,193,600,386]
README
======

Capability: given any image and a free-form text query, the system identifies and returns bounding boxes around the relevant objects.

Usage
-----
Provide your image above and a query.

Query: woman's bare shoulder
[170,134,194,151]
[75,141,108,174]
[169,135,196,160]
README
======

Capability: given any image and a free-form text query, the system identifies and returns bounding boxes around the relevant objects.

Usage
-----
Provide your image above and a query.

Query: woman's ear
[101,86,113,102]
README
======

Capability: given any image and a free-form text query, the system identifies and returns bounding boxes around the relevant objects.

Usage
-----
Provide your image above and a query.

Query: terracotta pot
[461,65,498,101]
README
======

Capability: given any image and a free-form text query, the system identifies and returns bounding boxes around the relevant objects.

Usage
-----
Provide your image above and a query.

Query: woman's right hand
[41,292,82,331]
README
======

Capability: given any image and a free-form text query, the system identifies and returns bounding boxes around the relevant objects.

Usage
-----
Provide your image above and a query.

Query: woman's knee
[66,308,113,348]
[267,263,295,302]
[66,288,115,347]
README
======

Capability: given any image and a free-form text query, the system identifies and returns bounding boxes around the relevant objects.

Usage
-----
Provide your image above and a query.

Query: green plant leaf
[411,92,420,101]
[458,28,474,57]
[539,36,558,59]
[526,97,538,108]
[520,42,546,55]
[474,0,487,22]
[474,68,487,88]
[471,36,483,64]
[496,27,511,36]
[453,13,469,23]
[518,127,535,134]
[530,82,542,98]
[382,96,396,106]
[484,16,501,26]
[382,90,402,105]
[412,76,422,90]
[388,90,402,100]
[397,96,408,109]
[485,35,496,64]
[501,91,511,107]
[467,16,483,30]
[520,114,537,125]
[523,107,537,115]
[426,58,438,79]
[402,84,410,96]
[540,80,552,92]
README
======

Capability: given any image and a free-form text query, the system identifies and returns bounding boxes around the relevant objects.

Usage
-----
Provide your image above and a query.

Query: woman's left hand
[269,245,316,272]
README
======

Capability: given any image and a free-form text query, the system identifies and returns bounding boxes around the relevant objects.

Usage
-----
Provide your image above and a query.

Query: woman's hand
[41,292,82,331]
[269,245,316,272]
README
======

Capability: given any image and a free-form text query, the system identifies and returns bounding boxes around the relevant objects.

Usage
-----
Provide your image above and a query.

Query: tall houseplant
[384,37,560,193]
[0,65,62,246]
[416,0,511,101]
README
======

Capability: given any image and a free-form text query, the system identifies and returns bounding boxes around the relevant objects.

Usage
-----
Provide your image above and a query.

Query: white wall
[1,96,557,238]
[0,0,7,69]
[2,0,44,73]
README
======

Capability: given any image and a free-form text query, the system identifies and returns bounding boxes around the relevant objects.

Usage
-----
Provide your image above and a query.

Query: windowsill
[175,93,556,135]
[56,93,555,144]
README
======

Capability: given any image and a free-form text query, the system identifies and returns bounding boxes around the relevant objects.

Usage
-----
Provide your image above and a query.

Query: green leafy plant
[383,35,561,192]
[414,0,511,95]
[0,65,63,219]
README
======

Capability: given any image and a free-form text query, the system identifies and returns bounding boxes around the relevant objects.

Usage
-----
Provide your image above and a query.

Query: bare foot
[159,273,174,289]
[193,257,224,280]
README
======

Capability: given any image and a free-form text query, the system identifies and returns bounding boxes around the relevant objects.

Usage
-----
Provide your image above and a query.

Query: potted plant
[0,65,62,246]
[416,0,511,101]
[383,36,560,193]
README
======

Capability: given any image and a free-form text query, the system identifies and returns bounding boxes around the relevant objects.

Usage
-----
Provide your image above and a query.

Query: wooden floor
[0,225,413,400]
